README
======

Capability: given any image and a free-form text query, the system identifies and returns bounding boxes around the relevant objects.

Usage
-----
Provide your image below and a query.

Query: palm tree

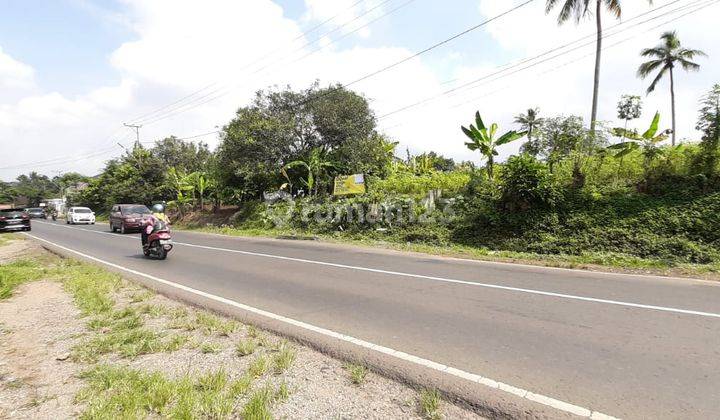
[514,108,544,143]
[461,112,527,180]
[545,0,651,135]
[638,31,706,146]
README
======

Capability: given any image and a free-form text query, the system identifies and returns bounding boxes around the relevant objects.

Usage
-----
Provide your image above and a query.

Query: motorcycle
[142,220,173,260]
[51,211,57,221]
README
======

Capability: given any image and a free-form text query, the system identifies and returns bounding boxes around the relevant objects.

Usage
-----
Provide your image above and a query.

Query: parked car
[24,207,46,219]
[66,206,96,225]
[109,204,151,234]
[0,208,31,232]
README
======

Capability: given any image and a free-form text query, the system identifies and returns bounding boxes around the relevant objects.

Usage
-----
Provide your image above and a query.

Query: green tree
[515,108,544,149]
[533,115,587,172]
[282,148,336,196]
[216,83,384,198]
[609,111,671,174]
[14,172,59,205]
[638,31,706,145]
[0,181,17,204]
[76,144,166,210]
[694,85,720,176]
[616,95,643,140]
[152,136,211,173]
[696,84,720,138]
[499,154,560,212]
[545,0,651,135]
[461,112,527,180]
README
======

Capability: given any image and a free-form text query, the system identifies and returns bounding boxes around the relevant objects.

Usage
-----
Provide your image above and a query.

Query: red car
[109,204,152,234]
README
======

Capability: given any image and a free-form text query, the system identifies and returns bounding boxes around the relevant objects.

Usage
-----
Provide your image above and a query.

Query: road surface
[23,220,720,419]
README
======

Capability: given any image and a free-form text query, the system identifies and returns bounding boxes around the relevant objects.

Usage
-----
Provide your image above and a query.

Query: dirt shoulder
[0,237,484,419]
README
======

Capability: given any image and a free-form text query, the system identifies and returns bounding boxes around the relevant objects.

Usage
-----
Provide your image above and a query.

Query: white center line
[33,220,720,319]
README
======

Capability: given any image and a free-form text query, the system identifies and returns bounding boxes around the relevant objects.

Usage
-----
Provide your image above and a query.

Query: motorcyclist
[141,203,170,248]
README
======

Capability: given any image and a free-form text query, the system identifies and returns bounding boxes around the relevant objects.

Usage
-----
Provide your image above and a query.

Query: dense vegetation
[2,6,718,271]
[3,80,719,269]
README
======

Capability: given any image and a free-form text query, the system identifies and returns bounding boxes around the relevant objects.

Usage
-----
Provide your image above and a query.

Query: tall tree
[695,85,720,176]
[638,31,706,145]
[616,95,643,140]
[696,84,720,138]
[515,108,544,151]
[545,0,651,135]
[461,112,527,180]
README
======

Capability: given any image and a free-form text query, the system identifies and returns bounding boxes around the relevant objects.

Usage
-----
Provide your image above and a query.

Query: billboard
[333,174,366,196]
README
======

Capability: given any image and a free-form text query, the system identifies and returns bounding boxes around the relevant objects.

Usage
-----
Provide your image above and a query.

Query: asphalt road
[24,220,720,419]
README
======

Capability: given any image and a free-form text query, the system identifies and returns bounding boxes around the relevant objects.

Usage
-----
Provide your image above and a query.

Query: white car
[66,207,96,225]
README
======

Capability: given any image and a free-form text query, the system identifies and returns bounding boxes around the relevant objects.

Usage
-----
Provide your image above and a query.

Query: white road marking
[33,220,720,319]
[24,232,618,419]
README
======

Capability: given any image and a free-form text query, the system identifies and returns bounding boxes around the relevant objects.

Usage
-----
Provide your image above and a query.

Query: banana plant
[609,112,671,171]
[165,167,193,216]
[461,111,527,180]
[167,191,193,217]
[185,171,210,211]
[282,148,335,196]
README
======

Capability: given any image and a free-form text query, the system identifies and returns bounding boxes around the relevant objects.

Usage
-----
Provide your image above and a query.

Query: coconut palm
[545,0,651,135]
[638,31,706,146]
[461,112,527,180]
[514,108,544,143]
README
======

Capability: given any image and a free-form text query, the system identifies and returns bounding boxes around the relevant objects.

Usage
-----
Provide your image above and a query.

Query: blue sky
[0,0,499,94]
[1,0,718,180]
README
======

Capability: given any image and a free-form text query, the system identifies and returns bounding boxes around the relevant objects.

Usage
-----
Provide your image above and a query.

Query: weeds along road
[26,220,720,419]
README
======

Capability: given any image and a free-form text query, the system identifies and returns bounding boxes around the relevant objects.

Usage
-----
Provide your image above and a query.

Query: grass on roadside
[344,362,368,385]
[236,339,257,357]
[248,355,269,378]
[0,233,22,247]
[200,342,222,354]
[77,365,253,419]
[419,389,442,420]
[272,341,296,374]
[0,259,47,299]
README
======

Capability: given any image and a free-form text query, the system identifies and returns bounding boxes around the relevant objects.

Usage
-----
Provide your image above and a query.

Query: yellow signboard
[333,174,366,196]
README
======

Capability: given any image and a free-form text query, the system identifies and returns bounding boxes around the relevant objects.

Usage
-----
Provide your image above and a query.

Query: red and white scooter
[142,220,173,260]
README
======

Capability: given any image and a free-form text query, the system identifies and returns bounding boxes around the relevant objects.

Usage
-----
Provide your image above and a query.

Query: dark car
[109,204,152,234]
[0,208,31,232]
[25,207,47,219]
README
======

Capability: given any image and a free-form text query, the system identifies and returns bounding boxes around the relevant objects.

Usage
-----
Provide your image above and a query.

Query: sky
[1,0,718,181]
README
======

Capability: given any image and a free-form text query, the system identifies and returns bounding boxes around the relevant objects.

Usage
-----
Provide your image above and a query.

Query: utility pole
[124,123,142,146]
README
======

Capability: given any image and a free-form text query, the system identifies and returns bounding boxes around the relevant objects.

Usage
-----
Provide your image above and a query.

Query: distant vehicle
[66,206,96,225]
[24,207,46,219]
[110,204,151,234]
[0,208,31,232]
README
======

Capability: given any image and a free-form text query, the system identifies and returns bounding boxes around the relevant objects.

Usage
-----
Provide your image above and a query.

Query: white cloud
[0,47,34,90]
[1,0,718,180]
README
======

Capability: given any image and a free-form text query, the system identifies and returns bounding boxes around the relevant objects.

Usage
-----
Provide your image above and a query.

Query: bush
[498,154,561,212]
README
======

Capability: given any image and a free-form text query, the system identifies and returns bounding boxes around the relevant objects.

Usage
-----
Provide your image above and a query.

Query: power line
[124,0,369,125]
[382,0,717,131]
[377,0,702,121]
[129,0,405,126]
[289,0,536,110]
[135,0,531,128]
